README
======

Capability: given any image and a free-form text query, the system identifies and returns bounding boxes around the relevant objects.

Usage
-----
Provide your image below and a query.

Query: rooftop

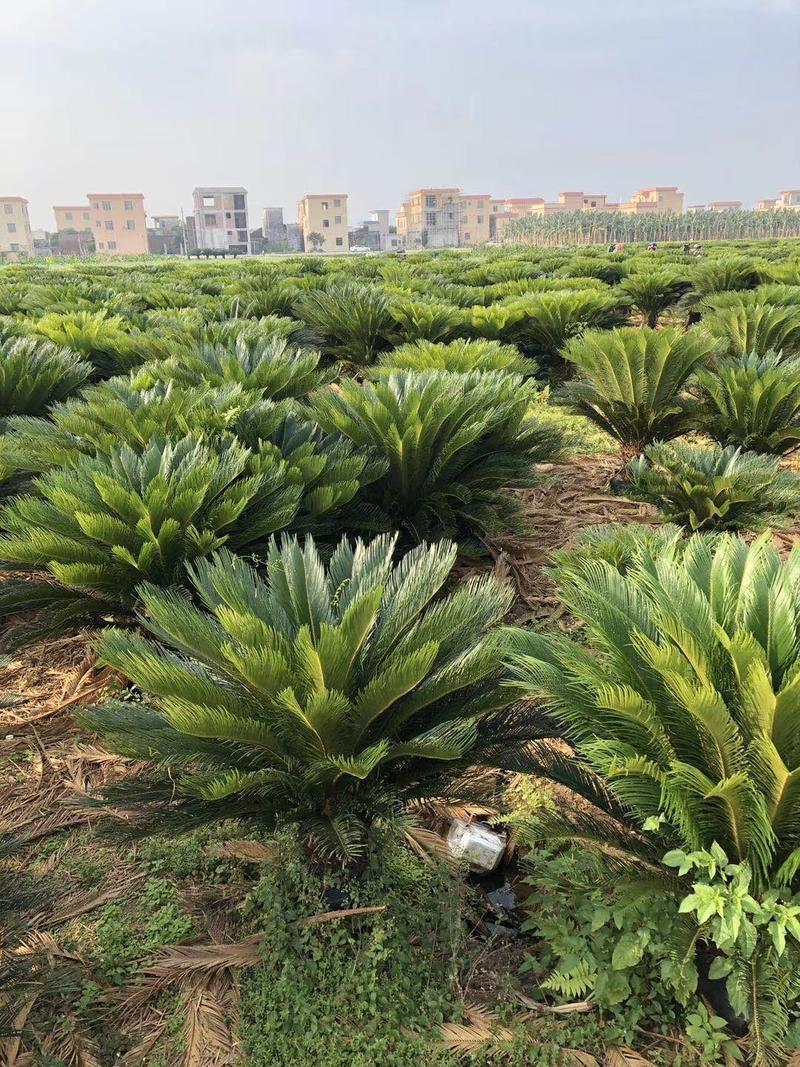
[0,195,28,203]
[87,192,144,198]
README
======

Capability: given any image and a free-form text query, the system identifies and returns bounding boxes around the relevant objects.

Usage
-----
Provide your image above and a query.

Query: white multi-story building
[192,187,250,253]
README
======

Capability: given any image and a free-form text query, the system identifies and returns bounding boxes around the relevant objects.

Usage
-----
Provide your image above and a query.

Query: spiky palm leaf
[0,337,91,424]
[505,530,800,890]
[387,297,464,343]
[626,442,800,531]
[372,338,537,377]
[559,326,717,451]
[80,534,519,862]
[701,300,800,359]
[617,268,691,327]
[310,370,565,540]
[0,436,309,635]
[698,352,800,454]
[504,289,628,361]
[28,310,140,377]
[295,284,394,365]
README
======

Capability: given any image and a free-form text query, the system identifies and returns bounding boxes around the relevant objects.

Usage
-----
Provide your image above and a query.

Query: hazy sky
[2,0,798,231]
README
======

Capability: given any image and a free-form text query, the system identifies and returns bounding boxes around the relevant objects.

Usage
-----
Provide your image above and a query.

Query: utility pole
[179,205,188,257]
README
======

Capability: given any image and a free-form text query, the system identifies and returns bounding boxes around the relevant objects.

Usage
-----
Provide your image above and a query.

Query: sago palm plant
[387,297,464,343]
[506,531,800,1059]
[311,370,565,540]
[559,326,717,452]
[80,534,518,862]
[138,333,327,401]
[698,352,800,454]
[617,267,691,327]
[0,337,91,425]
[626,441,800,531]
[701,301,800,359]
[507,290,628,362]
[28,310,141,377]
[372,338,537,377]
[295,283,393,365]
[0,436,338,639]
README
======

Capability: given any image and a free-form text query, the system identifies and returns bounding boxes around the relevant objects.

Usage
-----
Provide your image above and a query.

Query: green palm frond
[81,534,520,862]
[0,337,91,424]
[373,337,537,377]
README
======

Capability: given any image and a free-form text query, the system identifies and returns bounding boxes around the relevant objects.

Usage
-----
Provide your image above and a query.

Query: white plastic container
[447,819,507,872]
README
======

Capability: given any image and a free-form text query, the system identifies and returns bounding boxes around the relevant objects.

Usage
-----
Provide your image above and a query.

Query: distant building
[755,198,778,211]
[397,188,461,248]
[529,191,620,216]
[459,195,491,246]
[778,190,800,211]
[0,196,33,259]
[249,228,265,255]
[686,204,707,213]
[618,187,684,214]
[285,222,303,252]
[53,194,148,255]
[350,209,404,252]
[298,194,349,253]
[31,229,51,258]
[708,200,743,212]
[489,198,545,241]
[193,187,250,254]
[262,207,285,251]
[147,215,185,254]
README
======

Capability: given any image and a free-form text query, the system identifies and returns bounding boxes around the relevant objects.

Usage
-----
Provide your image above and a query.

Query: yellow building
[529,191,620,215]
[755,198,778,211]
[53,193,148,255]
[458,194,491,246]
[708,200,743,212]
[618,187,684,214]
[298,194,349,253]
[778,190,800,211]
[0,196,34,259]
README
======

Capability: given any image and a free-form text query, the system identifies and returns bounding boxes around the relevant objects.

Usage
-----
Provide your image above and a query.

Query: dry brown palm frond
[204,840,278,864]
[142,936,264,981]
[181,971,239,1067]
[294,905,386,927]
[0,996,38,1067]
[567,1051,601,1067]
[512,990,594,1015]
[605,1046,657,1067]
[403,825,451,863]
[118,1022,166,1067]
[440,1017,514,1057]
[39,1026,102,1067]
[39,875,143,927]
[16,930,84,963]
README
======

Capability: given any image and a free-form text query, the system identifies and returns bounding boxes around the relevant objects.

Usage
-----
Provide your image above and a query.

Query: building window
[7,223,16,233]
[476,215,483,223]
[237,230,247,241]
[3,204,12,214]
[234,212,247,228]
[97,242,104,249]
[335,237,343,246]
[202,196,215,207]
[447,212,454,220]
[105,221,114,230]
[463,232,470,241]
[233,194,245,210]
[321,201,329,211]
[124,200,133,210]
[334,215,341,224]
[225,211,232,219]
[425,195,436,208]
[96,221,101,228]
[93,202,99,209]
[322,219,330,228]
[107,241,117,249]
[102,200,111,210]
[333,199,341,207]
[425,211,436,226]
[83,212,90,220]
[10,243,19,251]
[204,214,217,225]
[126,220,136,230]
[65,212,73,221]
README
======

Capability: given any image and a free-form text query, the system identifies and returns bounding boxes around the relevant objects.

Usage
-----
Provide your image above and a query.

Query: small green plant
[374,337,537,376]
[296,283,393,364]
[559,325,716,452]
[698,351,800,454]
[387,296,464,343]
[626,441,800,531]
[0,336,91,425]
[702,300,800,359]
[617,266,690,327]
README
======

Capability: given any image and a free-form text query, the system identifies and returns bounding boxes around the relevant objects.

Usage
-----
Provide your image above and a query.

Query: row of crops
[2,239,800,1064]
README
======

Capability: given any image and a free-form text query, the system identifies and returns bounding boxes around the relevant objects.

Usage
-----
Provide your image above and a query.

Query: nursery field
[2,238,800,1067]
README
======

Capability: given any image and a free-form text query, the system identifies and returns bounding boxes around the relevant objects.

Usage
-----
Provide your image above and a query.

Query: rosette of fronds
[28,310,141,377]
[505,532,800,1061]
[0,337,91,427]
[0,378,265,481]
[372,338,537,377]
[295,283,394,365]
[690,256,766,297]
[138,334,327,401]
[701,301,800,359]
[387,296,464,343]
[617,267,691,327]
[700,284,800,311]
[626,441,800,531]
[0,436,310,638]
[80,534,519,863]
[698,351,800,454]
[559,326,716,451]
[506,289,628,362]
[311,370,565,541]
